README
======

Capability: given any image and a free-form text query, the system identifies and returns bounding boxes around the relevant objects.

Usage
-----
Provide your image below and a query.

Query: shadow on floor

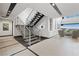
[14,36,48,48]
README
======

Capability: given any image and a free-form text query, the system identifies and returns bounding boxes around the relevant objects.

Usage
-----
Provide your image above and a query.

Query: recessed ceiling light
[50,3,55,6]
[50,3,62,15]
[52,3,55,6]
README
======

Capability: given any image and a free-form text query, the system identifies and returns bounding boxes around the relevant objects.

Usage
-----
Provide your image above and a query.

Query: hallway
[0,3,79,56]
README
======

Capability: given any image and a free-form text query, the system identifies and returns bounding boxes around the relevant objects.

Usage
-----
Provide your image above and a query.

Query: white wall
[13,8,37,36]
[16,8,37,25]
[13,17,21,36]
[33,16,49,37]
[33,16,58,38]
[11,4,60,37]
[17,8,33,25]
[13,15,58,37]
[48,18,59,37]
[0,3,61,37]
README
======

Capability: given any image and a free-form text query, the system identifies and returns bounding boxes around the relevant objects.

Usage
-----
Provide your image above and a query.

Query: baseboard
[35,35,49,39]
[48,34,58,38]
[14,35,22,38]
[0,35,13,37]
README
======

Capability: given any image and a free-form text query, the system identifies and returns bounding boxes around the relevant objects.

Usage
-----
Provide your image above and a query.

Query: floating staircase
[24,35,40,46]
[28,12,44,27]
[24,25,41,46]
[16,9,44,46]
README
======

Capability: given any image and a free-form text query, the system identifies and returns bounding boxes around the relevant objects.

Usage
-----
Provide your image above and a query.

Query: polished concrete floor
[29,35,79,56]
[0,36,35,56]
[1,35,79,56]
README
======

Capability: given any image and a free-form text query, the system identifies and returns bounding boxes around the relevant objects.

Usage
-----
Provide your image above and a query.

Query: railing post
[25,26,31,46]
[23,25,26,39]
[28,26,31,46]
[33,26,41,42]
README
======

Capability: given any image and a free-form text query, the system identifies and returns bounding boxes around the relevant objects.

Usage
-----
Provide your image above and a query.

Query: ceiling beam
[6,3,16,17]
[50,3,62,16]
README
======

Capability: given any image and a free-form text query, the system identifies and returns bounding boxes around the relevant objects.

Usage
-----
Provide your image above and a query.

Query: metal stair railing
[25,26,32,46]
[16,10,43,46]
[16,25,24,37]
[32,25,41,42]
[25,25,41,46]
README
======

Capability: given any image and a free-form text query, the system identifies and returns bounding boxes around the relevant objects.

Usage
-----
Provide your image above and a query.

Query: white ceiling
[0,3,10,17]
[56,3,79,16]
[9,3,60,19]
[0,3,79,19]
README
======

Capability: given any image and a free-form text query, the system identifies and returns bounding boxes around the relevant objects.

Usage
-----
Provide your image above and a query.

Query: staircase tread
[24,37,39,41]
[25,36,38,39]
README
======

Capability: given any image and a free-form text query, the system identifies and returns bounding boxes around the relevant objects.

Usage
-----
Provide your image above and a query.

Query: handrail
[25,9,34,46]
[25,10,42,45]
[25,9,34,25]
[25,26,32,46]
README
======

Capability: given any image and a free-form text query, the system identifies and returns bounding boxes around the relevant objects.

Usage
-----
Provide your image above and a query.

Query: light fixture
[6,3,16,17]
[50,3,55,6]
[50,3,62,16]
[52,3,55,6]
